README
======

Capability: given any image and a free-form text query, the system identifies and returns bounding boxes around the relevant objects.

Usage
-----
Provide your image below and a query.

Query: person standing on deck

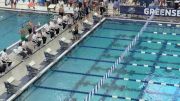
[77,0,83,8]
[41,29,47,45]
[46,0,51,10]
[10,0,17,8]
[28,0,36,10]
[5,0,8,6]
[100,0,105,15]
[0,59,6,76]
[84,3,90,19]
[72,22,79,41]
[59,4,64,17]
[1,49,12,67]
[27,21,34,34]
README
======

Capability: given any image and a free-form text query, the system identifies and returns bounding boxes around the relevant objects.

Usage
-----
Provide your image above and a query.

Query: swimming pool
[14,19,180,101]
[0,10,52,51]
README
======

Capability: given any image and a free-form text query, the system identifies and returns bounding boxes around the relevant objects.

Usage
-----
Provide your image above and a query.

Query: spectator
[154,0,159,7]
[133,0,138,5]
[28,1,35,9]
[149,1,155,8]
[159,0,165,7]
[78,0,83,8]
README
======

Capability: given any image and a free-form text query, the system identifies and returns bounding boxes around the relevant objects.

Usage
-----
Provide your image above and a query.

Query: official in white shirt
[1,49,12,67]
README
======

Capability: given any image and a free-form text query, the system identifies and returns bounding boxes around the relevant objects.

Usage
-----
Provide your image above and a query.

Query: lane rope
[84,11,155,101]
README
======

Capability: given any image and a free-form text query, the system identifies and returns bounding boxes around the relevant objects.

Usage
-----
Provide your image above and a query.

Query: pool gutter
[107,17,180,25]
[6,18,106,101]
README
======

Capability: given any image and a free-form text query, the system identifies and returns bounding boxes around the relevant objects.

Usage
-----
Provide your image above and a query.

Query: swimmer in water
[18,12,23,16]
[175,43,180,48]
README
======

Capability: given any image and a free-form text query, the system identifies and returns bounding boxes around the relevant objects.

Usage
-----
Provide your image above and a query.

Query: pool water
[0,10,52,51]
[15,19,180,101]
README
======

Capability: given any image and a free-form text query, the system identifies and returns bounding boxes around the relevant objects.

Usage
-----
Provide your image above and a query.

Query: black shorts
[85,9,89,15]
[0,64,6,73]
[73,30,78,36]
[59,12,64,16]
[28,28,32,34]
[62,22,67,29]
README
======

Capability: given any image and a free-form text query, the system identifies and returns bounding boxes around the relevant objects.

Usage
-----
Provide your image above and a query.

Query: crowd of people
[0,0,107,76]
[5,0,177,10]
[121,0,167,8]
[5,0,36,9]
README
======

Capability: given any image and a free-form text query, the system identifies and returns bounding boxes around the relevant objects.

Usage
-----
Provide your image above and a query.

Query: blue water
[0,10,52,51]
[14,19,180,101]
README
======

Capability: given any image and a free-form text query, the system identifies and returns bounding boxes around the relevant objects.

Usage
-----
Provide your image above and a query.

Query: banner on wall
[120,6,180,17]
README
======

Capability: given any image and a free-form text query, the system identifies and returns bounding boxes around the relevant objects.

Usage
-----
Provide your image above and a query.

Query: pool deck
[0,2,180,101]
[0,0,48,11]
[0,5,95,101]
[0,2,111,100]
[0,1,115,15]
[0,26,73,100]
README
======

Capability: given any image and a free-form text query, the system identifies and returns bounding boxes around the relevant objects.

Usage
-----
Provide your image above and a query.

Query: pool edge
[107,17,180,24]
[6,18,106,101]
